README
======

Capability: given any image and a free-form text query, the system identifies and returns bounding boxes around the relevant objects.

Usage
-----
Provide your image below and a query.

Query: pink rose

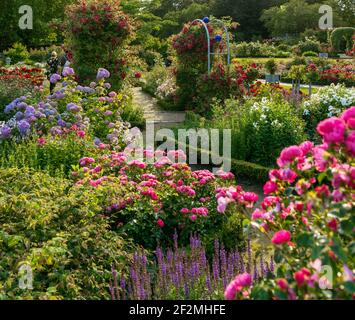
[341,106,355,129]
[276,278,288,290]
[271,230,291,245]
[224,273,252,300]
[156,219,165,228]
[317,117,345,144]
[277,146,302,167]
[263,181,278,195]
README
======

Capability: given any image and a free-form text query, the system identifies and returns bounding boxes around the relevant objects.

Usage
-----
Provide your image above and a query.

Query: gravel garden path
[132,87,186,128]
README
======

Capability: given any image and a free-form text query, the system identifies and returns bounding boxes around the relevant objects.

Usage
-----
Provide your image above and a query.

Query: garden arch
[189,18,231,74]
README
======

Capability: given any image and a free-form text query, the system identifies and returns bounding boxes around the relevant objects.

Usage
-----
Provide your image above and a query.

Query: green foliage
[28,46,64,63]
[288,65,307,80]
[218,212,246,251]
[302,51,318,57]
[0,168,133,299]
[331,27,355,52]
[0,133,100,178]
[265,59,278,74]
[233,41,291,58]
[231,160,270,182]
[3,43,29,64]
[143,61,170,96]
[0,0,74,51]
[296,37,321,54]
[221,96,307,167]
[261,0,320,37]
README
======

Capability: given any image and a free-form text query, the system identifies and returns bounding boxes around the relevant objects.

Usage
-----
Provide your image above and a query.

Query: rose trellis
[188,17,231,75]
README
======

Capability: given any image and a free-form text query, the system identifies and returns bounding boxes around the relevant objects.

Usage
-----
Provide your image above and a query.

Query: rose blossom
[317,117,345,144]
[271,230,291,245]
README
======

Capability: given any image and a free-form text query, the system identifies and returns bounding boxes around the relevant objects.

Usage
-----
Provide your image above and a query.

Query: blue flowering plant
[0,67,131,147]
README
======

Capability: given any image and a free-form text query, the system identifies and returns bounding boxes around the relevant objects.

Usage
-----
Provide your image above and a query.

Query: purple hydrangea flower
[97,68,110,80]
[4,103,15,113]
[15,111,24,120]
[17,102,28,110]
[57,119,66,127]
[50,73,61,84]
[66,103,81,113]
[104,110,113,117]
[17,120,30,135]
[108,91,117,98]
[0,125,11,139]
[24,106,36,118]
[62,67,75,77]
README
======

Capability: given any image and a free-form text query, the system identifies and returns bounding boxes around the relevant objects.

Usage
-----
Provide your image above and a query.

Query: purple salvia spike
[120,275,126,300]
[247,235,252,273]
[253,259,258,282]
[184,283,190,299]
[109,280,115,300]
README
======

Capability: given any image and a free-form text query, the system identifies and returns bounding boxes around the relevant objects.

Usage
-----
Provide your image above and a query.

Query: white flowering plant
[302,84,355,141]
[239,96,307,166]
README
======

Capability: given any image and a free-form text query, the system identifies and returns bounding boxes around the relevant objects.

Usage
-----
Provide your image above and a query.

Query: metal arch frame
[189,18,231,75]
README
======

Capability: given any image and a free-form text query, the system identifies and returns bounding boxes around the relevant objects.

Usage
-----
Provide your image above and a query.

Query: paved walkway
[132,87,186,128]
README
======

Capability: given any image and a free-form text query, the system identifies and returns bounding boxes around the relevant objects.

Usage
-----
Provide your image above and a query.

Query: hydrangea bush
[0,67,132,147]
[224,106,355,300]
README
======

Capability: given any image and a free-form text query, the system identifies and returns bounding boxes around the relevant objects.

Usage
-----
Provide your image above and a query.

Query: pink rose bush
[224,106,355,300]
[72,149,259,249]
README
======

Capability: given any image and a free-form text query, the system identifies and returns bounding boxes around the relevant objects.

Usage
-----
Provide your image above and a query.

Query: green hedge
[163,135,271,183]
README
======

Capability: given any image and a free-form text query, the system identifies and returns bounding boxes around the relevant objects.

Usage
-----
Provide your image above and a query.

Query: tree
[0,0,75,51]
[260,0,322,37]
[212,0,286,40]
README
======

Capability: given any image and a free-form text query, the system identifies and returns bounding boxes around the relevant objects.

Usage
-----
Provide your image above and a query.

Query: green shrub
[0,168,133,299]
[3,43,30,64]
[265,59,278,74]
[302,51,318,57]
[330,27,355,52]
[301,28,328,43]
[143,62,170,96]
[235,97,307,167]
[277,44,291,52]
[296,37,321,54]
[0,133,100,178]
[230,160,270,182]
[286,56,307,69]
[233,41,278,58]
[218,212,246,251]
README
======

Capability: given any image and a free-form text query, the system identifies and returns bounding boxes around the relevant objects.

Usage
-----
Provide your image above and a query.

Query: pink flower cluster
[224,273,252,300]
[216,186,259,213]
